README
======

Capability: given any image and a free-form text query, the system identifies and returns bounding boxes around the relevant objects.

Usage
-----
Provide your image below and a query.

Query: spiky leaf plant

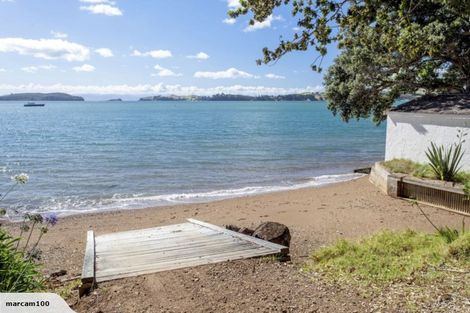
[425,142,464,182]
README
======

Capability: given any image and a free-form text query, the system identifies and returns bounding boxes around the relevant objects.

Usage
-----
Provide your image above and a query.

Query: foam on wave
[24,173,364,217]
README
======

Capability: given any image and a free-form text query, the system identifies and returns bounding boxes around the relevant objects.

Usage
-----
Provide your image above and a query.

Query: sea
[0,101,386,217]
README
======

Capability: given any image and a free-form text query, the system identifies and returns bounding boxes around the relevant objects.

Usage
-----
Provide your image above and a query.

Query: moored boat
[24,102,45,107]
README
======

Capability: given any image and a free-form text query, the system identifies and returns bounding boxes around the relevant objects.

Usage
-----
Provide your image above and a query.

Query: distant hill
[0,93,84,101]
[139,92,324,102]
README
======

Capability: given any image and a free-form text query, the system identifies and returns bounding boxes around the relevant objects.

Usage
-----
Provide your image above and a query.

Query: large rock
[252,222,291,248]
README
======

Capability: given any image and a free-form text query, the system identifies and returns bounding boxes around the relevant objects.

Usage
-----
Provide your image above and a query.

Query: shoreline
[7,176,464,261]
[66,173,365,221]
[6,172,366,220]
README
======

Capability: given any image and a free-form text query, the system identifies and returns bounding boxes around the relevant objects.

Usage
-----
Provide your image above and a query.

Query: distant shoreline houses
[138,92,324,101]
[0,92,325,102]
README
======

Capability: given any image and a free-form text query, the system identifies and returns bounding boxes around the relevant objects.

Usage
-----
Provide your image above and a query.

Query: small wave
[113,173,364,204]
[23,172,363,217]
[5,173,364,220]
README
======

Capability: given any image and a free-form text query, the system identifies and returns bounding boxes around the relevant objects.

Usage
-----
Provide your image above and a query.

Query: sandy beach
[2,1,469,312]
[5,177,467,312]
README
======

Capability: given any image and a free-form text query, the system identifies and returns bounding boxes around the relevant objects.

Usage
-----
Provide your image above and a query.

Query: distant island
[0,92,325,102]
[139,92,324,102]
[0,93,84,101]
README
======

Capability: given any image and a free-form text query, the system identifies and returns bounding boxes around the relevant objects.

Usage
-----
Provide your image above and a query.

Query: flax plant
[425,130,466,182]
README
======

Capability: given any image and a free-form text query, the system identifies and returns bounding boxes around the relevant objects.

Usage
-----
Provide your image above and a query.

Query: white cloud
[73,64,95,72]
[79,0,112,3]
[187,52,209,60]
[0,37,90,61]
[244,15,283,32]
[194,68,258,79]
[227,0,240,8]
[131,49,172,59]
[21,65,56,73]
[0,83,323,96]
[21,67,37,73]
[80,4,122,16]
[223,18,236,25]
[50,31,68,39]
[152,65,182,77]
[95,48,113,57]
[0,68,6,72]
[265,73,285,79]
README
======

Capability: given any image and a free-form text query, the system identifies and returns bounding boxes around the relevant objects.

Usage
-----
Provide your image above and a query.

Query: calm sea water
[0,101,385,217]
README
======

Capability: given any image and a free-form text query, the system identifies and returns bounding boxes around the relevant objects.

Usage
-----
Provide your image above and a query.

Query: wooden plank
[97,248,271,279]
[96,246,274,276]
[79,230,95,297]
[96,241,259,269]
[96,237,257,260]
[95,228,218,249]
[96,247,276,282]
[96,233,223,252]
[96,235,240,257]
[98,245,262,264]
[81,230,95,283]
[96,233,229,253]
[187,219,288,254]
[95,228,215,247]
[96,223,201,241]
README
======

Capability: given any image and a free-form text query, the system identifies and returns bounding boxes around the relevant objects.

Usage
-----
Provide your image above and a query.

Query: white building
[385,94,470,171]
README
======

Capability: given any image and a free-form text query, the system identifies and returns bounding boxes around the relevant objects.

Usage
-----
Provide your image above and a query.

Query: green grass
[305,230,470,286]
[382,159,470,183]
[55,279,81,300]
[448,231,470,261]
[464,180,470,198]
[382,159,434,178]
[456,171,470,184]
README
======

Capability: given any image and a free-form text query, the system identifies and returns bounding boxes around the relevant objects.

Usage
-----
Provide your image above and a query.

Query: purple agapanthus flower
[43,212,58,226]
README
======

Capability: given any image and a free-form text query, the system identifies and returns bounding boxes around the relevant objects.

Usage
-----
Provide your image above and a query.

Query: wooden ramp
[81,219,287,287]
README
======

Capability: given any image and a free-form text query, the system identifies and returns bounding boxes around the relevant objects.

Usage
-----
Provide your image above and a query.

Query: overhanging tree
[230,1,470,123]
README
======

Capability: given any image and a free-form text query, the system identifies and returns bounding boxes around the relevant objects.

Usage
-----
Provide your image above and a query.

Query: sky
[0,0,339,99]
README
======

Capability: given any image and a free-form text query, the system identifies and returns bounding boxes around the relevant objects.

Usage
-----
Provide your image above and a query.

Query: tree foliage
[230,1,470,123]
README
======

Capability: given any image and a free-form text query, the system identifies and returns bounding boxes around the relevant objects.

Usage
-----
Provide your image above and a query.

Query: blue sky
[0,0,338,99]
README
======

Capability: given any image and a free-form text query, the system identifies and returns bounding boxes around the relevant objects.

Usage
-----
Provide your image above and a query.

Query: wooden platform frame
[80,219,287,295]
[79,230,95,297]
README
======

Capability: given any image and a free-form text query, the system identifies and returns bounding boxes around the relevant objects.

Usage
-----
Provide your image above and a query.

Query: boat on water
[24,102,45,107]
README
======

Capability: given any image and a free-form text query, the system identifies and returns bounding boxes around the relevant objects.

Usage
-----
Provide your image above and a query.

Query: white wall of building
[385,112,470,171]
